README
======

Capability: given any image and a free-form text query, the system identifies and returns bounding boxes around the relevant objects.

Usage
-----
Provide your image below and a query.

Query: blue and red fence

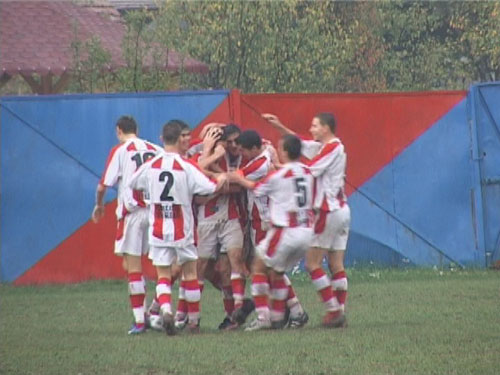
[1,84,499,284]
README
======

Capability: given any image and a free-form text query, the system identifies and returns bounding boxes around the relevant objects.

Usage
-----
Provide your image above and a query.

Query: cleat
[174,314,188,330]
[288,311,309,329]
[218,316,233,330]
[162,312,176,336]
[322,311,347,328]
[222,321,241,331]
[244,318,271,332]
[128,324,146,335]
[270,319,287,330]
[186,323,200,334]
[232,298,255,325]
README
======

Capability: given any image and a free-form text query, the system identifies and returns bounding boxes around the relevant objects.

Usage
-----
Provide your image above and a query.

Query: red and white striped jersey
[241,149,273,224]
[253,161,314,228]
[129,152,217,247]
[301,138,347,211]
[100,137,161,219]
[195,152,244,222]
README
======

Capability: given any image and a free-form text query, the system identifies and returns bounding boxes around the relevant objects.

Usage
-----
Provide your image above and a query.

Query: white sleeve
[307,142,341,178]
[241,156,270,181]
[186,162,217,196]
[300,140,322,160]
[252,171,276,197]
[100,145,122,187]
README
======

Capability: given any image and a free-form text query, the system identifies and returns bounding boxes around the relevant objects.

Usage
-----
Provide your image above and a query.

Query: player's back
[140,152,217,246]
[257,161,314,228]
[101,137,160,216]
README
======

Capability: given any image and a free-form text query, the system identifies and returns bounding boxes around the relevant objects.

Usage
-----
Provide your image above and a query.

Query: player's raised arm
[261,113,296,136]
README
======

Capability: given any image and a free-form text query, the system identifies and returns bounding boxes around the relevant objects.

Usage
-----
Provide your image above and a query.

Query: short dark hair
[224,123,241,138]
[162,119,189,145]
[236,130,262,150]
[281,134,302,160]
[116,115,138,134]
[315,112,336,134]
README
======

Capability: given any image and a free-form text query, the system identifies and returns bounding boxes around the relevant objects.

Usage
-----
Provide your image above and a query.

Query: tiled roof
[0,1,208,77]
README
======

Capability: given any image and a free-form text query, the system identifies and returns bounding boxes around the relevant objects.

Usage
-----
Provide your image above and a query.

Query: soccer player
[129,119,227,335]
[194,124,253,329]
[92,115,161,335]
[263,112,350,328]
[229,134,313,331]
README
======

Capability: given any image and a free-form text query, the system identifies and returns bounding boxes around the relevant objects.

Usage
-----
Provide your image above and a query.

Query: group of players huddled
[92,111,350,335]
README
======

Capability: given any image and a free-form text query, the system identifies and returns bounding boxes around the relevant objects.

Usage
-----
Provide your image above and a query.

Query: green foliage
[64,1,500,94]
[70,23,112,93]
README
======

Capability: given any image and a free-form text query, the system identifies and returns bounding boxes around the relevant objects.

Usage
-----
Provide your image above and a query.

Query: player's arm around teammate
[129,120,228,335]
[263,113,350,328]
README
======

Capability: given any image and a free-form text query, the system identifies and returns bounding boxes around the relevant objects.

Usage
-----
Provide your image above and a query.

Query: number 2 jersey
[100,137,161,220]
[253,161,314,228]
[128,152,218,248]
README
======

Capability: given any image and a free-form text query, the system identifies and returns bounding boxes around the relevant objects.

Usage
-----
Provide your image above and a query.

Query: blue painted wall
[0,91,229,282]
[1,85,500,283]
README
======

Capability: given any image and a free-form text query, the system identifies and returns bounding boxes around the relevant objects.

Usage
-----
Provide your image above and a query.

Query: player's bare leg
[155,265,175,335]
[328,250,348,313]
[306,247,344,328]
[124,254,147,334]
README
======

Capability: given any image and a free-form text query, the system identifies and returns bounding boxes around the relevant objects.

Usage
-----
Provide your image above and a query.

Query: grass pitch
[1,268,499,375]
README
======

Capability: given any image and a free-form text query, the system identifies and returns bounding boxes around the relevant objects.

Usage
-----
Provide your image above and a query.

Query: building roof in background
[0,1,207,77]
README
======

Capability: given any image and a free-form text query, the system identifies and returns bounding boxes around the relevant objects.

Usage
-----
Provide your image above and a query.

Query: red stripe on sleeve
[151,157,163,169]
[99,144,122,185]
[307,142,339,167]
[242,156,267,177]
[145,142,156,151]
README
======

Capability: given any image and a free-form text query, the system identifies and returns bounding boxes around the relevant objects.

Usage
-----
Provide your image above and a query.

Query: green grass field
[1,268,499,375]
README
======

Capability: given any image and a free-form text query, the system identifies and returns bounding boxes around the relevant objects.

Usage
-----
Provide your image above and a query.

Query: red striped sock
[156,277,172,315]
[310,268,340,312]
[270,275,288,322]
[222,286,234,317]
[231,273,246,310]
[184,279,201,325]
[332,270,348,306]
[128,272,145,326]
[251,273,270,321]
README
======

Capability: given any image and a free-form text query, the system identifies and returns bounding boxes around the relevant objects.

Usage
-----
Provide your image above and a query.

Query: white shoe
[174,314,188,330]
[244,318,271,332]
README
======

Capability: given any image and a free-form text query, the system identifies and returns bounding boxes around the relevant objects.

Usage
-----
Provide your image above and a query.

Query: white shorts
[114,208,149,257]
[312,205,351,251]
[197,219,243,259]
[148,244,198,266]
[256,226,313,273]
